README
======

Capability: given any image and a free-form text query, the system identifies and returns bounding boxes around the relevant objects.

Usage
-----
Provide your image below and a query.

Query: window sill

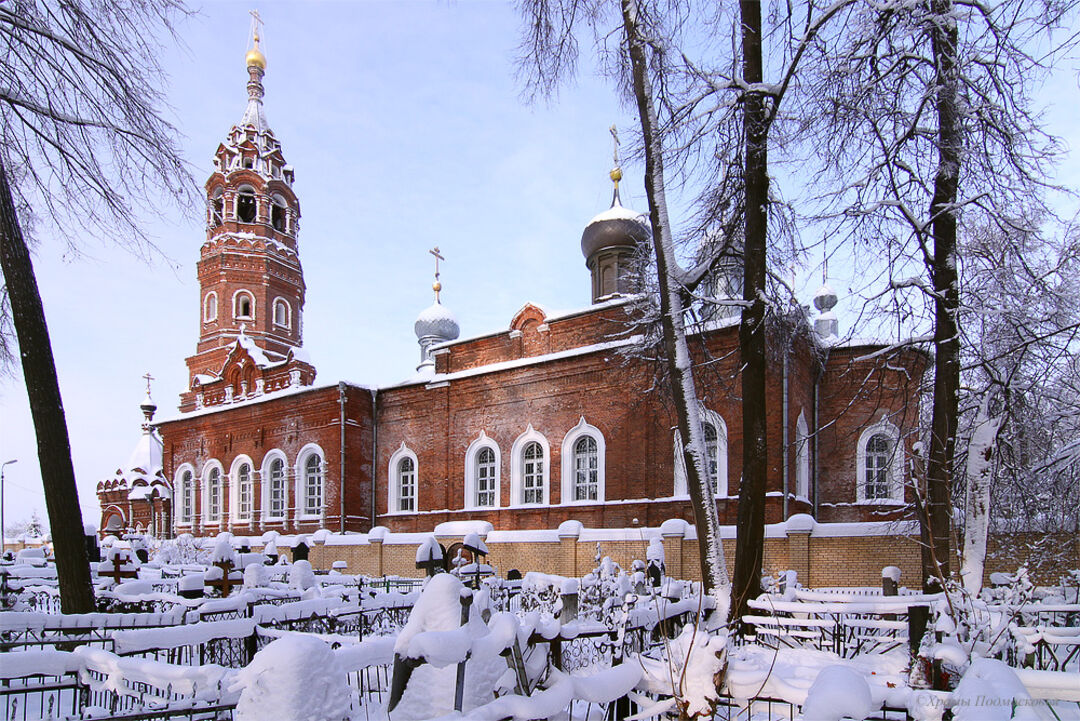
[853,498,905,506]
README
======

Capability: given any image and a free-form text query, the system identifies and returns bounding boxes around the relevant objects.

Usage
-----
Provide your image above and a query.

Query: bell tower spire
[180,16,314,412]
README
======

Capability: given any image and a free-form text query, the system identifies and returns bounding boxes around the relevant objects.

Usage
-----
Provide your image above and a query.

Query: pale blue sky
[1,1,1076,530]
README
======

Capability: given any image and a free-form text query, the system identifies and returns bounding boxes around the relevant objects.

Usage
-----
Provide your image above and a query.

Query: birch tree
[800,0,1078,590]
[1,0,194,612]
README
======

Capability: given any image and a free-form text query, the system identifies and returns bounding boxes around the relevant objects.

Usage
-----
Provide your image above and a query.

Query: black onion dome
[580,200,650,260]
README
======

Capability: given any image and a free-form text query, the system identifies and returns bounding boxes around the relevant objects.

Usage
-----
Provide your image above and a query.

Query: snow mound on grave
[232,634,350,721]
[391,574,506,719]
[800,665,874,721]
[952,658,1039,721]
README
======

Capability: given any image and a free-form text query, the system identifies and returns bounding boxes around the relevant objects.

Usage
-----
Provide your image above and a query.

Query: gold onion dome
[246,31,266,69]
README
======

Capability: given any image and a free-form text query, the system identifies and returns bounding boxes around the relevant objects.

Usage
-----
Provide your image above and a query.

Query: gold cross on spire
[142,372,155,396]
[608,124,623,202]
[249,9,264,44]
[429,247,445,302]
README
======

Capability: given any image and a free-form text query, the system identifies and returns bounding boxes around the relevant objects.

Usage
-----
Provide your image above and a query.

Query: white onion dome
[581,196,650,261]
[414,300,460,342]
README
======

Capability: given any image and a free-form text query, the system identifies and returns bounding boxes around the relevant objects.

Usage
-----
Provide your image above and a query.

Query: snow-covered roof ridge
[585,198,649,228]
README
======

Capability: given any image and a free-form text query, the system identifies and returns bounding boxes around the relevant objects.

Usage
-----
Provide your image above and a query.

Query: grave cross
[103,553,139,584]
[415,546,444,577]
[206,559,240,597]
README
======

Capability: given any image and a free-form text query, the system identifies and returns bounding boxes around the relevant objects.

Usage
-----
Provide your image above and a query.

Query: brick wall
[280,523,1075,590]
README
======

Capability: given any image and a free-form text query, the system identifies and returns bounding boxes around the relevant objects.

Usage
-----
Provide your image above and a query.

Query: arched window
[522,443,544,504]
[237,187,256,222]
[273,298,290,328]
[464,432,500,509]
[397,457,416,512]
[856,421,904,503]
[561,417,606,504]
[511,426,549,506]
[178,469,194,524]
[303,454,323,516]
[271,195,287,232]
[235,462,253,522]
[865,435,892,499]
[389,444,418,513]
[234,291,254,320]
[210,189,224,226]
[204,292,218,322]
[475,448,497,507]
[266,457,286,519]
[205,465,222,523]
[673,409,728,497]
[795,412,810,499]
[572,437,599,501]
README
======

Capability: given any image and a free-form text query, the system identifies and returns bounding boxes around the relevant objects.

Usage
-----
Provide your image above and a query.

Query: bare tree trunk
[924,0,961,592]
[0,158,95,613]
[733,0,768,620]
[620,0,730,619]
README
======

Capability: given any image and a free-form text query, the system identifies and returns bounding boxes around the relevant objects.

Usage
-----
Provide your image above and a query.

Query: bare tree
[800,0,1078,590]
[1,0,194,612]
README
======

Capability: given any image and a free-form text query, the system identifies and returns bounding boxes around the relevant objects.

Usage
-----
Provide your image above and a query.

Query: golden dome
[609,166,623,183]
[246,46,266,70]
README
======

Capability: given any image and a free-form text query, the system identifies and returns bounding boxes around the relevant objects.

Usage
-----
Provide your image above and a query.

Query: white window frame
[295,443,325,520]
[272,297,291,329]
[388,443,419,514]
[175,464,195,526]
[203,292,218,323]
[510,425,550,506]
[795,411,810,500]
[855,420,905,504]
[202,460,224,525]
[673,408,728,497]
[229,455,255,524]
[560,417,606,504]
[464,432,501,510]
[261,450,288,521]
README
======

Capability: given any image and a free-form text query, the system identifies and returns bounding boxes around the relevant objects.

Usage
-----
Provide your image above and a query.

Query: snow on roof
[157,382,346,423]
[124,429,164,482]
[389,335,644,389]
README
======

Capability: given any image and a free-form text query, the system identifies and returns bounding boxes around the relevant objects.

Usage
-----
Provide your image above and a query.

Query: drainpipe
[813,354,827,517]
[782,348,790,519]
[370,388,378,531]
[339,382,347,534]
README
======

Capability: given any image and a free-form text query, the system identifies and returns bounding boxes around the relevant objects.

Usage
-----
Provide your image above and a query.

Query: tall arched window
[673,409,728,497]
[206,467,222,523]
[864,435,892,499]
[397,457,416,512]
[795,412,810,499]
[476,448,497,507]
[572,436,599,501]
[522,443,544,504]
[273,298,290,328]
[465,432,500,510]
[303,454,323,516]
[856,421,904,503]
[561,418,606,504]
[210,189,224,226]
[179,469,193,524]
[236,463,253,521]
[511,426,549,506]
[389,444,418,513]
[203,292,218,322]
[236,187,256,222]
[271,195,288,232]
[267,458,286,519]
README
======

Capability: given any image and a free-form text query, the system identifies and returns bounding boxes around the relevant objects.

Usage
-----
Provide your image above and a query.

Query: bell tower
[180,17,315,412]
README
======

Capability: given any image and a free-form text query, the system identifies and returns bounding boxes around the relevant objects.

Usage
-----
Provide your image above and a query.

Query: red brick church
[97,35,925,539]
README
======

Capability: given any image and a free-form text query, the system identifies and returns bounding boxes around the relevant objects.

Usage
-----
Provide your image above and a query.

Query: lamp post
[1,459,17,559]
